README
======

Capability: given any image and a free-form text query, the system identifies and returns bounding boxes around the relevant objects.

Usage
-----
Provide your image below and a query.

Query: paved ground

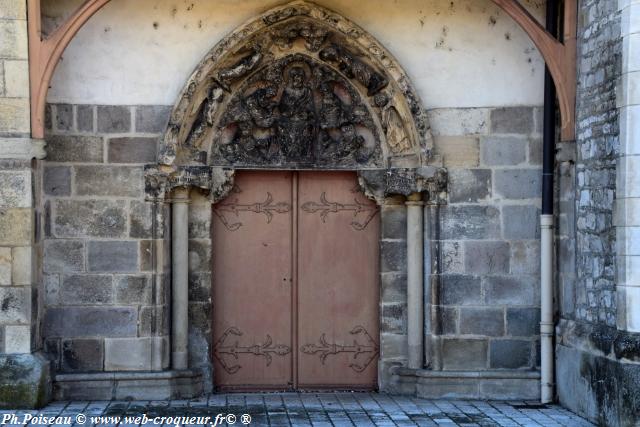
[1,393,595,427]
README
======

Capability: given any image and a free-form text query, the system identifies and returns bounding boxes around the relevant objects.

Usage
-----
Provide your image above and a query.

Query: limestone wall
[37,0,547,400]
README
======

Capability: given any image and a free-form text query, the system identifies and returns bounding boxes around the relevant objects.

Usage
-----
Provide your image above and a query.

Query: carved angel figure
[319,44,388,96]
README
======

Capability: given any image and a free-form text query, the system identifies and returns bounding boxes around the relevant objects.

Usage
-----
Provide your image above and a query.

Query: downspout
[540,0,559,404]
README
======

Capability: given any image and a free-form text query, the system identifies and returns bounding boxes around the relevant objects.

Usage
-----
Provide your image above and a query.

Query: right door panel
[296,171,380,389]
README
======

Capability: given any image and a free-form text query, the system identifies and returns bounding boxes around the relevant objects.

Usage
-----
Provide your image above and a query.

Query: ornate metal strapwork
[213,192,291,231]
[300,326,379,372]
[213,327,291,375]
[301,192,378,230]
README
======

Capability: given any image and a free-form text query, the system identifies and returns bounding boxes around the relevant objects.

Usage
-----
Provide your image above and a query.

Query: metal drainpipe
[541,0,559,404]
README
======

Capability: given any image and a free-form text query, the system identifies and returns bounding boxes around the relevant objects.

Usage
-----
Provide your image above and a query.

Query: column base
[0,353,52,409]
[54,370,203,401]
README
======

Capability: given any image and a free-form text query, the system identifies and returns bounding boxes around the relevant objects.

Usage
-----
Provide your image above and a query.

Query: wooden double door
[212,171,380,391]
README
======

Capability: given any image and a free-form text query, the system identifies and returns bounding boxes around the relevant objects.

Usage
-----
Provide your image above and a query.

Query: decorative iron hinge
[213,191,291,231]
[213,327,291,374]
[300,325,379,372]
[301,192,378,231]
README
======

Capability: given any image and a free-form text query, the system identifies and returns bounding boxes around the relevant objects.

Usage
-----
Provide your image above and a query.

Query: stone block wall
[41,103,173,374]
[427,106,543,373]
[555,0,640,425]
[0,0,29,138]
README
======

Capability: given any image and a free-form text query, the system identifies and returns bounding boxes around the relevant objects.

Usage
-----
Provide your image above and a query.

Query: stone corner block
[0,353,52,409]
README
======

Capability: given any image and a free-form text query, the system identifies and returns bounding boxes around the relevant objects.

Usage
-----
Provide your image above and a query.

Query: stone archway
[144,0,447,391]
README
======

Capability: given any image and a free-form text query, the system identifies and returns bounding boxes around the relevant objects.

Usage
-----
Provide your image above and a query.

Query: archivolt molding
[147,1,445,202]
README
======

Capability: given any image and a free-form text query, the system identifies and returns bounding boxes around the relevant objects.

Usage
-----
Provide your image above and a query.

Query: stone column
[0,1,50,409]
[406,193,424,369]
[171,187,190,370]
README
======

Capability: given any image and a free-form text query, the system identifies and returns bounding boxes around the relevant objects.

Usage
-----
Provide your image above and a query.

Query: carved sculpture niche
[159,2,432,171]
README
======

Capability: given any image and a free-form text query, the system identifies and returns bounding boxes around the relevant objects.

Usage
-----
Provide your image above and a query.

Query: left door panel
[212,171,294,390]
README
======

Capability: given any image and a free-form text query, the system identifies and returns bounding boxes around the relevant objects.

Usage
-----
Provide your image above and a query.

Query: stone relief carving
[211,55,380,167]
[146,1,447,202]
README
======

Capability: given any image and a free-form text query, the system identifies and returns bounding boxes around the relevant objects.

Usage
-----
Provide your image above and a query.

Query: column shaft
[406,193,425,369]
[171,188,190,370]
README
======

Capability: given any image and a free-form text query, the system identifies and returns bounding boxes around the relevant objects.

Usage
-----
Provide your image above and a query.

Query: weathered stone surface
[429,108,490,136]
[381,303,407,334]
[108,137,158,164]
[441,338,487,370]
[53,200,127,238]
[0,171,30,208]
[464,241,509,275]
[4,325,30,353]
[439,206,501,240]
[528,137,543,165]
[87,241,138,272]
[76,105,94,133]
[507,307,540,337]
[485,276,537,306]
[0,98,30,134]
[43,240,84,273]
[62,339,103,372]
[43,166,71,196]
[490,107,534,134]
[0,247,10,285]
[188,202,211,239]
[433,136,480,168]
[0,20,28,59]
[489,339,531,368]
[460,307,504,337]
[440,307,458,335]
[381,205,406,239]
[0,353,51,409]
[10,246,30,285]
[54,104,73,131]
[45,135,103,163]
[441,241,464,274]
[115,275,151,304]
[510,240,540,275]
[448,169,491,203]
[0,208,31,245]
[97,106,131,133]
[138,306,169,337]
[380,241,407,272]
[440,275,481,306]
[0,0,27,19]
[44,307,137,337]
[135,106,172,133]
[104,338,152,371]
[188,240,211,273]
[43,274,59,306]
[0,287,29,323]
[502,205,540,239]
[60,275,112,304]
[381,272,407,303]
[130,201,153,238]
[494,169,541,199]
[380,333,408,360]
[75,166,143,197]
[480,136,527,166]
[3,60,28,98]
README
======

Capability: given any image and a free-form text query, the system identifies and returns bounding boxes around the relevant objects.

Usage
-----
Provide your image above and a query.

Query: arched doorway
[211,170,379,391]
[144,0,447,391]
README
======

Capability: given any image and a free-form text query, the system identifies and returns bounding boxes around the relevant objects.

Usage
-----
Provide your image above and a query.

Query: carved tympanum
[147,2,448,202]
[212,55,380,167]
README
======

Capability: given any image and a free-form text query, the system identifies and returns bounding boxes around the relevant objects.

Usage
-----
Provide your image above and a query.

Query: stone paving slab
[0,393,594,427]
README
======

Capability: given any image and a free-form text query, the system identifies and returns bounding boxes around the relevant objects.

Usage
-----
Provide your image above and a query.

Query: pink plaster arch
[27,0,577,141]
